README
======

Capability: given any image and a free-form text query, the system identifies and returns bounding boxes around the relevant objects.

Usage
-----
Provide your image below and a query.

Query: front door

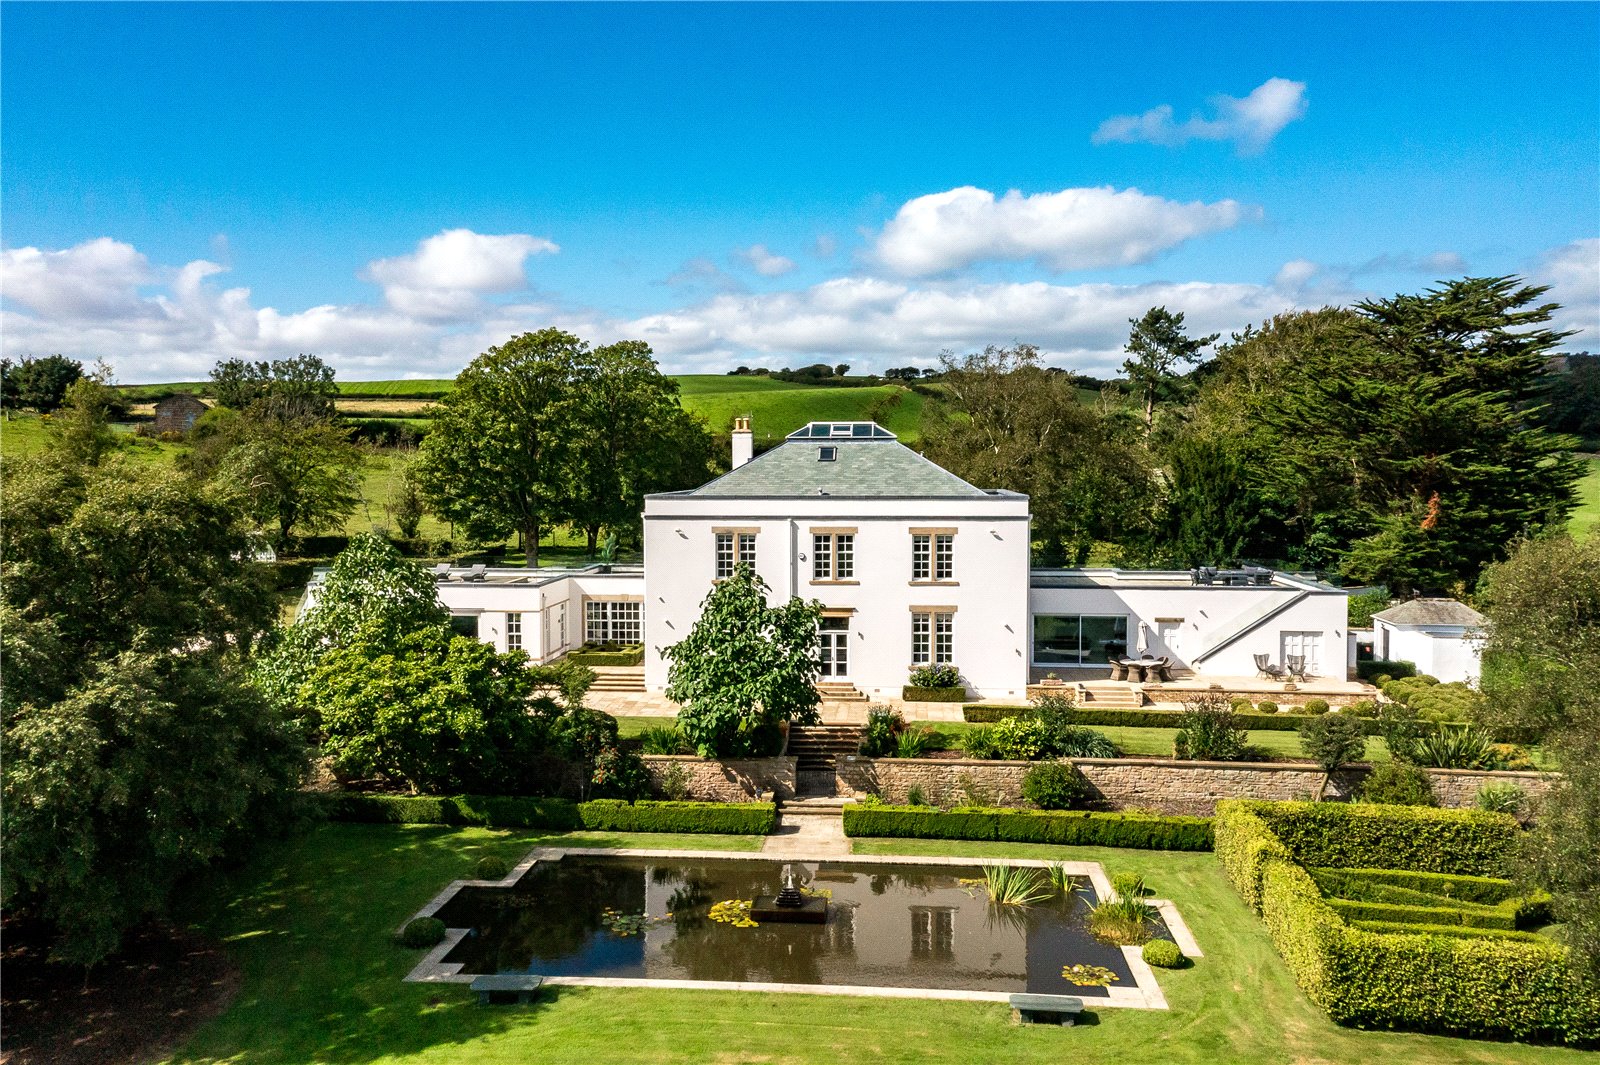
[1156,620,1184,664]
[1280,631,1323,675]
[819,616,850,678]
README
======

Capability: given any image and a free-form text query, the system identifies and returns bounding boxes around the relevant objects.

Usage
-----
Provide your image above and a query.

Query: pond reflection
[436,856,1147,995]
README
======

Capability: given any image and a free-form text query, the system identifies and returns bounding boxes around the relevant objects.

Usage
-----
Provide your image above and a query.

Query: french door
[1280,631,1322,675]
[819,616,850,678]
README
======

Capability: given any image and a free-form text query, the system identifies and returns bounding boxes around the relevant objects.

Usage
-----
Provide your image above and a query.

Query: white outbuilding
[1371,598,1487,685]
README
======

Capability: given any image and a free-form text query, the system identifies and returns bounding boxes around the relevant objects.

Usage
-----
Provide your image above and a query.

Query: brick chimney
[731,415,753,469]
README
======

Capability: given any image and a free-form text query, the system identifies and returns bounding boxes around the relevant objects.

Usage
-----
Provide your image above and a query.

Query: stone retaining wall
[833,755,1552,817]
[641,755,796,801]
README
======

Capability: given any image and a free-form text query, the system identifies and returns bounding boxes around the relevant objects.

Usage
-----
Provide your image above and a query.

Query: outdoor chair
[1149,657,1173,683]
[1123,660,1147,683]
[1287,655,1307,680]
[1109,658,1129,681]
[1254,653,1284,680]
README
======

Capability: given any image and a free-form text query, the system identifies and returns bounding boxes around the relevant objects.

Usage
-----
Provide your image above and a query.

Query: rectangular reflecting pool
[431,854,1162,997]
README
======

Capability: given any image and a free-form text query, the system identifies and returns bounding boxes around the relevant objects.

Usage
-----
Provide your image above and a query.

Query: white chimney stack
[731,415,753,469]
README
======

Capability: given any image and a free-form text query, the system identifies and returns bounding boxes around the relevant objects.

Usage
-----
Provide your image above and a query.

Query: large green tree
[415,329,590,563]
[209,417,365,544]
[566,340,716,553]
[254,533,448,726]
[923,344,1154,564]
[1,458,304,966]
[1477,535,1600,978]
[208,354,340,423]
[663,567,823,757]
[1122,306,1218,439]
[1,354,83,414]
[1183,281,1581,590]
[1152,433,1264,567]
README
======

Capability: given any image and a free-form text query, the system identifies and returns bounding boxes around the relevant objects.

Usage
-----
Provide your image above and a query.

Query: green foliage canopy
[663,566,823,756]
[1,458,304,966]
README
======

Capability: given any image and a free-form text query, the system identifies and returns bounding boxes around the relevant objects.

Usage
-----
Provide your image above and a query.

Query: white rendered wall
[432,573,644,660]
[642,494,1032,700]
[1027,583,1351,679]
[1375,622,1482,684]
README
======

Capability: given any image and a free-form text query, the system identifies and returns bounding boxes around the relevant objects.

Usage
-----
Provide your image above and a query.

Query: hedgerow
[315,793,774,834]
[1250,801,1517,877]
[841,805,1213,851]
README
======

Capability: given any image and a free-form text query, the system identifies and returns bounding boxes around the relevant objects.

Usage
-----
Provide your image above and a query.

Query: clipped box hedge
[961,705,1397,735]
[1251,801,1518,877]
[577,799,776,835]
[1349,920,1548,944]
[902,685,967,702]
[842,804,1213,851]
[1355,658,1418,682]
[316,793,774,835]
[1216,800,1600,1046]
[563,644,644,667]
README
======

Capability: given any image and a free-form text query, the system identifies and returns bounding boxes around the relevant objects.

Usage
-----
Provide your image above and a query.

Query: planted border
[842,804,1213,851]
[315,793,774,834]
[1215,800,1600,1046]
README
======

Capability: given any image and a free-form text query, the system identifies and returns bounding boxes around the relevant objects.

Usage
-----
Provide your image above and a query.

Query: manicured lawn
[161,822,1585,1064]
[1571,456,1600,540]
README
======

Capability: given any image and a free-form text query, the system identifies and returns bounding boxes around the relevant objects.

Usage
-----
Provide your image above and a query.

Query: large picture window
[1031,614,1129,666]
[585,600,642,645]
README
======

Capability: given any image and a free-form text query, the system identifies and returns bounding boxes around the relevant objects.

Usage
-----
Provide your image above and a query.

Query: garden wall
[833,756,1551,816]
[641,755,796,801]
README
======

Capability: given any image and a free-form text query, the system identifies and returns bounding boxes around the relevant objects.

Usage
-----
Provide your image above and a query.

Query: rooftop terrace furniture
[1009,992,1085,1025]
[432,563,451,581]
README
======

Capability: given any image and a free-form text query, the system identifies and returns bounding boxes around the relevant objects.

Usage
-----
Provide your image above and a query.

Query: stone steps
[815,682,869,702]
[1077,685,1146,709]
[787,725,863,773]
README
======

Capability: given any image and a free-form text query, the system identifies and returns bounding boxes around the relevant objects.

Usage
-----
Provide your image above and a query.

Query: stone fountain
[751,864,828,924]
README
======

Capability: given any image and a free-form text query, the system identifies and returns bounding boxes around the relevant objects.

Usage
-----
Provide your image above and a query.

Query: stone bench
[1009,992,1085,1025]
[470,974,544,1005]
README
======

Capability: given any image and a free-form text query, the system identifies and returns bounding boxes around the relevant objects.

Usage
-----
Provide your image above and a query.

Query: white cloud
[1093,77,1308,155]
[0,238,155,321]
[580,275,1302,377]
[364,228,557,320]
[1535,238,1600,350]
[736,244,796,277]
[663,257,745,295]
[813,234,838,259]
[872,185,1253,277]
[1274,259,1322,289]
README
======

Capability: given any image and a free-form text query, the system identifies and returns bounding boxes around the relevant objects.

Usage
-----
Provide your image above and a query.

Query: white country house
[309,420,1361,700]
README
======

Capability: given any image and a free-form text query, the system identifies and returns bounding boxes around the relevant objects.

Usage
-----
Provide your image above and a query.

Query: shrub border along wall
[316,793,776,835]
[842,804,1213,851]
[1214,800,1599,1046]
[964,704,1427,737]
[902,685,968,702]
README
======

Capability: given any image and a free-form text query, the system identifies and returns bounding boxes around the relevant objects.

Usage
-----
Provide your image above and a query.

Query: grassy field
[155,822,1585,1065]
[1571,456,1600,540]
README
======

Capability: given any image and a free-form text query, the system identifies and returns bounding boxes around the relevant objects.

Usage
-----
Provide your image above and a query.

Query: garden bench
[470,974,544,1005]
[1008,993,1084,1025]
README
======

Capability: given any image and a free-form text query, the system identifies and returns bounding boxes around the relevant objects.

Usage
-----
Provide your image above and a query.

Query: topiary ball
[1255,701,1279,715]
[399,916,446,949]
[476,855,509,880]
[1142,938,1183,968]
[1302,699,1330,715]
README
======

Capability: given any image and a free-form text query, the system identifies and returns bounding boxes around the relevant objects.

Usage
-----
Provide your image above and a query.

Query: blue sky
[3,2,1596,381]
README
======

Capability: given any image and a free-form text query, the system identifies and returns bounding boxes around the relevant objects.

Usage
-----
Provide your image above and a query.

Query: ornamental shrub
[577,798,775,834]
[475,855,509,879]
[1142,939,1184,968]
[638,725,690,755]
[1357,761,1438,806]
[1303,699,1331,715]
[908,664,961,689]
[1173,694,1249,761]
[399,917,446,949]
[1253,801,1518,877]
[1356,658,1417,682]
[1021,761,1089,810]
[591,745,651,801]
[1475,781,1527,814]
[988,716,1050,759]
[895,725,938,758]
[961,724,999,759]
[858,705,904,757]
[1256,700,1280,715]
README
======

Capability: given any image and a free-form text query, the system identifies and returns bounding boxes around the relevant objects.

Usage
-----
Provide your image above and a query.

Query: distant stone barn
[152,393,208,434]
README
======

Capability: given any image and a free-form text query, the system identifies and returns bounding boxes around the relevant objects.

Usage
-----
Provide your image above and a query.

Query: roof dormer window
[819,446,838,462]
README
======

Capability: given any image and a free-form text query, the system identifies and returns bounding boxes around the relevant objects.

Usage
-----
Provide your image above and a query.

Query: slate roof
[683,422,994,499]
[1372,598,1487,628]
